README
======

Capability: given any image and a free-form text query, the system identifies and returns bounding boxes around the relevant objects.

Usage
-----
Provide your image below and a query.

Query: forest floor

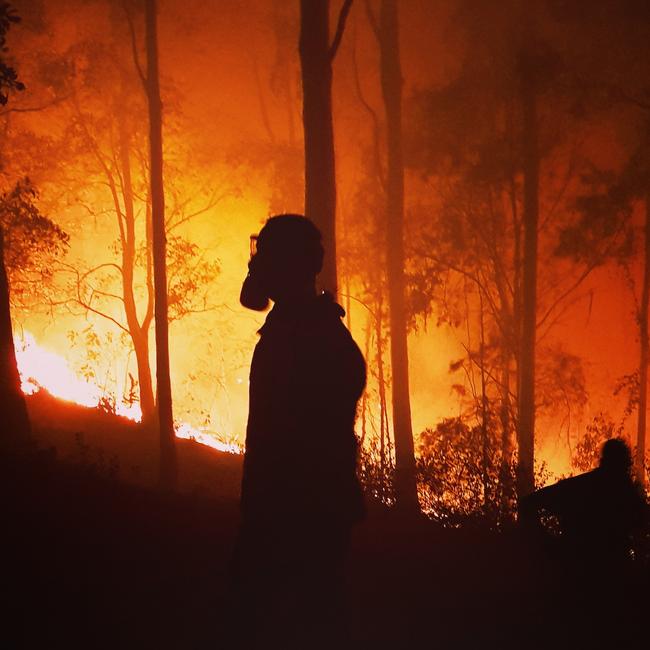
[2,391,648,649]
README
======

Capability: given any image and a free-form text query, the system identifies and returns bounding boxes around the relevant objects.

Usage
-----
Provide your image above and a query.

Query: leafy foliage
[416,417,516,527]
[357,434,396,506]
[0,2,24,105]
[164,236,220,322]
[0,178,69,306]
[571,412,624,473]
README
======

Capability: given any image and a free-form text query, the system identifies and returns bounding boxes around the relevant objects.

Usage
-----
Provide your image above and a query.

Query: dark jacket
[520,468,647,562]
[241,293,366,526]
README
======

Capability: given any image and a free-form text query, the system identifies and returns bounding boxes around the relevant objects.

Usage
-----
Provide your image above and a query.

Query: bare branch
[537,289,593,345]
[539,146,578,231]
[53,260,129,334]
[329,0,354,61]
[78,299,130,335]
[88,288,125,304]
[536,265,595,331]
[71,98,128,244]
[79,262,123,283]
[0,94,70,116]
[351,19,386,191]
[165,189,229,233]
[122,0,147,88]
[363,0,379,39]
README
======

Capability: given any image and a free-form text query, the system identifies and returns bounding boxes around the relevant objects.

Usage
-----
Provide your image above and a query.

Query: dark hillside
[26,389,242,500]
[1,392,646,648]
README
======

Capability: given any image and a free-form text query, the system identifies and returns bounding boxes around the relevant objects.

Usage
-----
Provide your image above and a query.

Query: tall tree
[638,196,650,481]
[64,83,218,428]
[549,0,650,482]
[299,0,352,296]
[405,1,613,509]
[563,131,650,484]
[145,0,177,489]
[376,0,418,509]
[516,30,540,498]
[0,226,30,447]
[0,3,30,449]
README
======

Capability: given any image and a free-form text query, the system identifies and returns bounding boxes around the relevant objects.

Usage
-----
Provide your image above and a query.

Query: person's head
[240,214,324,310]
[599,438,633,477]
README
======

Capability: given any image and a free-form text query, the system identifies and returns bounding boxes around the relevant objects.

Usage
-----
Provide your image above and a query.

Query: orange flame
[15,332,241,455]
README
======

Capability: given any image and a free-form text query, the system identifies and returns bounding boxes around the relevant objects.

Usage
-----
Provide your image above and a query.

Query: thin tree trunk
[516,43,539,498]
[132,331,155,422]
[375,296,388,501]
[299,0,337,295]
[146,0,177,490]
[378,0,418,510]
[507,143,520,509]
[0,227,31,449]
[499,356,513,516]
[636,195,650,483]
[118,113,156,425]
[345,275,352,331]
[360,310,372,448]
[479,291,490,509]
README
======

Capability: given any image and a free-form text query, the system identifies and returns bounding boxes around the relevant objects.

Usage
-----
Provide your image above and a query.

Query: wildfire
[15,332,241,455]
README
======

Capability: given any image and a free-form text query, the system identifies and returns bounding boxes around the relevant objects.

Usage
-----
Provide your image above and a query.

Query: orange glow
[16,331,241,455]
[4,0,645,502]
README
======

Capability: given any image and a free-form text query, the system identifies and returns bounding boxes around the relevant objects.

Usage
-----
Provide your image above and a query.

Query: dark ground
[2,392,648,649]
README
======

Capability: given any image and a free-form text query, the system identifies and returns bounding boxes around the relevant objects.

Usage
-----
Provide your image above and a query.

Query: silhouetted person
[520,438,646,570]
[229,214,366,649]
[519,438,648,646]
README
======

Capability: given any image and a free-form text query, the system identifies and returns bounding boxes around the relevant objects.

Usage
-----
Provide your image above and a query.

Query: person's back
[519,440,648,647]
[242,291,365,527]
[520,438,646,569]
[524,468,643,564]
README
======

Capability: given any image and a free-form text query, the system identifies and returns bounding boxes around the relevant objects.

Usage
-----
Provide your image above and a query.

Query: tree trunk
[499,357,514,517]
[132,330,155,424]
[636,195,650,483]
[299,0,337,295]
[378,0,418,511]
[479,291,491,509]
[516,45,539,498]
[0,227,31,449]
[374,295,388,501]
[146,0,177,490]
[118,111,156,426]
[360,311,371,448]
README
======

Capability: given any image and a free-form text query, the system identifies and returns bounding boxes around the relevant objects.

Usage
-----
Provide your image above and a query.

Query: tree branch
[0,94,70,116]
[363,0,379,39]
[122,0,147,88]
[165,189,229,233]
[78,299,130,335]
[536,265,595,331]
[329,0,354,60]
[78,262,123,283]
[89,288,125,304]
[351,19,386,191]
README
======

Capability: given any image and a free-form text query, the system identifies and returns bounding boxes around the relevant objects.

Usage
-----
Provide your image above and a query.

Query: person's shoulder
[555,470,600,495]
[311,294,351,338]
[534,472,589,500]
[567,469,598,485]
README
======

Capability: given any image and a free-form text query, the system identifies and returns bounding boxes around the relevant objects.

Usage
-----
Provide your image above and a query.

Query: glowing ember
[175,423,241,454]
[15,331,241,455]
